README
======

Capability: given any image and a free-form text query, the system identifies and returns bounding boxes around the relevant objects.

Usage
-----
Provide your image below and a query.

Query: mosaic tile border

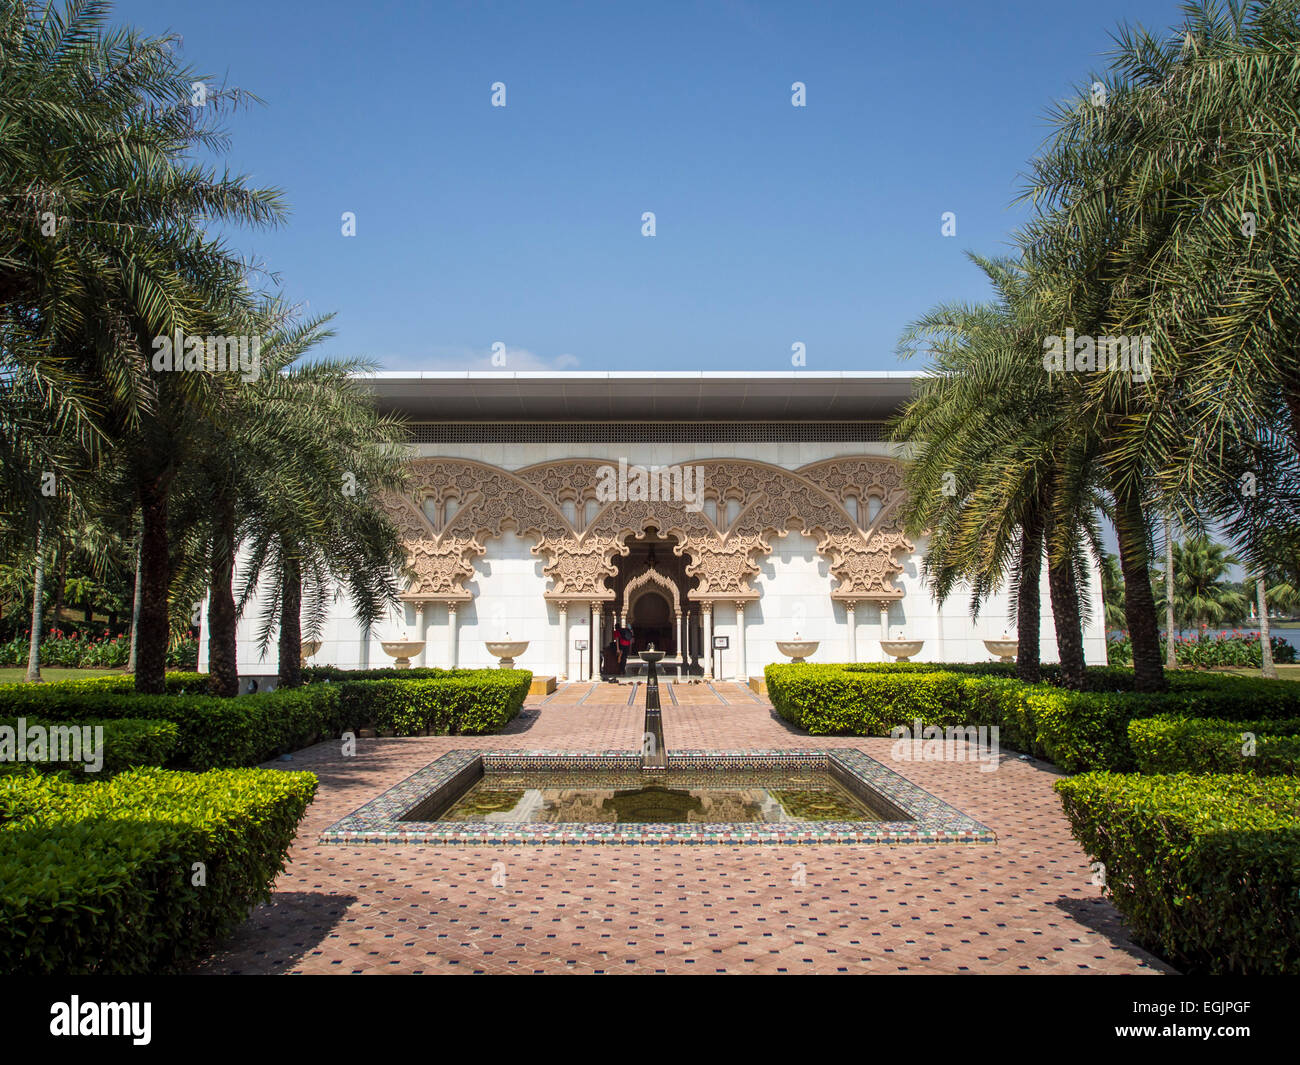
[319,749,996,846]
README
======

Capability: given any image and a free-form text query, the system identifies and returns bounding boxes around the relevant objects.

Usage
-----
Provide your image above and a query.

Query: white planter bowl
[880,640,924,662]
[380,640,425,669]
[983,639,1018,664]
[485,641,529,668]
[775,640,819,663]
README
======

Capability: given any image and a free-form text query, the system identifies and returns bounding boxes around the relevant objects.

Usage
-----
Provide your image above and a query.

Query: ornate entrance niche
[377,455,915,636]
[609,530,694,659]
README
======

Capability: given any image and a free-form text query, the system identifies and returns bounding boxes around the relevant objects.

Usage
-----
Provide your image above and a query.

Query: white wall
[451,531,557,674]
[201,441,1108,678]
[747,531,846,673]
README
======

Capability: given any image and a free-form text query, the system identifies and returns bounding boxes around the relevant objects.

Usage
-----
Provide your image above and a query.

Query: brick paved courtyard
[195,682,1174,974]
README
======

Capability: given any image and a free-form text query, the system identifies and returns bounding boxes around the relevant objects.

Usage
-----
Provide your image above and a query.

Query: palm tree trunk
[25,525,45,683]
[1164,516,1177,669]
[127,534,142,673]
[134,477,171,695]
[278,550,303,689]
[1114,483,1166,692]
[1258,578,1277,680]
[1016,514,1043,683]
[207,489,240,697]
[51,538,66,635]
[1046,554,1086,690]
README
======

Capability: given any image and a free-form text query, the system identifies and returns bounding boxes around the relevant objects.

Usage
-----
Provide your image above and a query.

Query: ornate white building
[199,372,1107,683]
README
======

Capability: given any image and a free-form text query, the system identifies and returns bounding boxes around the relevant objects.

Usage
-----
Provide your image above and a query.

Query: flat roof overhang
[361,371,922,422]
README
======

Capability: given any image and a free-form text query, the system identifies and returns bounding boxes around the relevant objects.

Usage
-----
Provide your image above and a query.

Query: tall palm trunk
[25,525,45,683]
[51,537,66,635]
[127,534,142,673]
[1258,578,1277,680]
[278,549,303,688]
[135,477,172,695]
[1114,483,1166,692]
[1016,513,1044,683]
[207,489,240,697]
[1047,558,1086,690]
[1164,517,1177,669]
[1043,504,1086,690]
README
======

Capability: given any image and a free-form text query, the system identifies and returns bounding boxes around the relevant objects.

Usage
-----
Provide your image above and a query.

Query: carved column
[415,603,427,667]
[595,606,604,680]
[447,603,459,668]
[676,610,684,672]
[845,601,857,663]
[558,601,569,681]
[735,603,747,682]
[702,604,714,680]
[879,601,890,662]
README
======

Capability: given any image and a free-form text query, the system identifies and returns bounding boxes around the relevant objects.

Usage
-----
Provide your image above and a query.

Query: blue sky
[114,0,1188,373]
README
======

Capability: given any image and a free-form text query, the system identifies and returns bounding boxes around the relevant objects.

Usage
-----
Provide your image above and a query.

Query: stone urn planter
[983,639,1018,664]
[775,640,819,663]
[880,639,924,662]
[380,640,425,669]
[485,641,529,668]
[300,640,322,661]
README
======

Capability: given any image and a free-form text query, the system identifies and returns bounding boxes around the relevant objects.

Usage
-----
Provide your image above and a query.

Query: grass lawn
[1225,663,1300,681]
[0,667,123,683]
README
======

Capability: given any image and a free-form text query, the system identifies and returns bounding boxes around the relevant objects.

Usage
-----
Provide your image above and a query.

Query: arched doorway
[628,589,672,654]
[603,527,700,676]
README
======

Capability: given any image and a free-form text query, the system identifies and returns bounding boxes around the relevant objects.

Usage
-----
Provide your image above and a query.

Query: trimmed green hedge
[0,684,343,769]
[0,717,179,776]
[0,672,213,696]
[303,665,486,683]
[335,669,531,736]
[0,668,531,765]
[1129,715,1300,776]
[1055,772,1300,975]
[0,767,317,974]
[764,663,1300,773]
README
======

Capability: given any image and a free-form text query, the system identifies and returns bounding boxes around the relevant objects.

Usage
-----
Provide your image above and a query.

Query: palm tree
[1,0,286,693]
[229,345,411,689]
[895,255,1102,689]
[1017,0,1300,688]
[1169,536,1250,632]
[1255,575,1277,679]
[1098,551,1126,631]
[24,523,44,681]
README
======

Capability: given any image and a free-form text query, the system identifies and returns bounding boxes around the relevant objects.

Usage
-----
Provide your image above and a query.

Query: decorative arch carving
[381,455,914,605]
[623,566,682,616]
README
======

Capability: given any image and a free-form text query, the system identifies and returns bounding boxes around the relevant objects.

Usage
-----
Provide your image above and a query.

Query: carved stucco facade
[379,455,914,611]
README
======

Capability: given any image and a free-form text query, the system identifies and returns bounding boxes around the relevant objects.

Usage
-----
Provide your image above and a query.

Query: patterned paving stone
[193,683,1174,974]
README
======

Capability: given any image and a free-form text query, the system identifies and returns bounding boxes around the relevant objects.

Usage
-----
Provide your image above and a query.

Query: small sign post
[712,635,729,680]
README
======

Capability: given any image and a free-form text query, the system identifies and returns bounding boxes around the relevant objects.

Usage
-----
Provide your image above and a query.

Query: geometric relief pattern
[378,455,914,606]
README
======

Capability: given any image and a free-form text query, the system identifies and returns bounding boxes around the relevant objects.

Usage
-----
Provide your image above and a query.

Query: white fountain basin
[485,640,529,668]
[380,640,425,669]
[776,640,819,662]
[881,640,924,662]
[984,639,1018,663]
